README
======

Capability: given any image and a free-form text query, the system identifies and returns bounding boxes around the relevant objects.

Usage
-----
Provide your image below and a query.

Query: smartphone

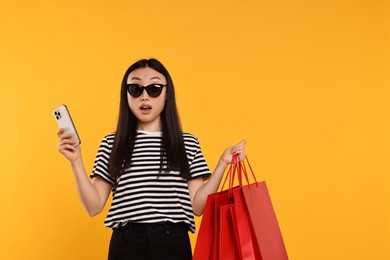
[53,104,81,146]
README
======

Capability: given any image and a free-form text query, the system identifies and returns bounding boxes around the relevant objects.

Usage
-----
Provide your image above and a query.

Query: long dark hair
[108,58,190,182]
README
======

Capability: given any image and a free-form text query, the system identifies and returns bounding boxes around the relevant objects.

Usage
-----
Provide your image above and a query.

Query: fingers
[57,128,64,137]
[57,128,74,139]
[58,138,77,151]
[230,140,246,154]
[57,129,67,139]
[56,128,80,162]
[57,128,77,151]
[58,138,77,147]
[230,140,247,161]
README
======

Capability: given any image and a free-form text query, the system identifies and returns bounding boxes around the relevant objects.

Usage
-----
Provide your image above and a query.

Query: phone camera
[54,110,62,120]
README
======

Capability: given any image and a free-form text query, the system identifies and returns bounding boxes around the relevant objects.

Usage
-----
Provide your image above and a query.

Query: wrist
[218,158,229,168]
[70,156,83,168]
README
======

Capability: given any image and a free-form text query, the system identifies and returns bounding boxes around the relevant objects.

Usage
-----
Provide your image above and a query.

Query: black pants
[108,222,192,260]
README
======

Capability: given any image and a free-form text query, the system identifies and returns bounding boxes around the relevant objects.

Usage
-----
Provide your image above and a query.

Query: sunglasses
[127,83,166,98]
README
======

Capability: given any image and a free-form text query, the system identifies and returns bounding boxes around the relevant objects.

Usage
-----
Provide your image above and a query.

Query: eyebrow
[130,76,162,81]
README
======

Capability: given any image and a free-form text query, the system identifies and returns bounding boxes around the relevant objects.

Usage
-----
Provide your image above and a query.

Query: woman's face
[126,67,167,131]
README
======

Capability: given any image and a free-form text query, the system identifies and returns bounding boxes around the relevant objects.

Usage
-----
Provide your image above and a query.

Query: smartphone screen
[53,104,81,146]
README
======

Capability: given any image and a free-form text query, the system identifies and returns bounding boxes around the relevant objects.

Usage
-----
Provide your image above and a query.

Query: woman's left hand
[220,140,247,164]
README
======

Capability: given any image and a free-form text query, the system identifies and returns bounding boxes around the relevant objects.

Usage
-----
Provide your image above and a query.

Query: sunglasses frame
[126,83,166,98]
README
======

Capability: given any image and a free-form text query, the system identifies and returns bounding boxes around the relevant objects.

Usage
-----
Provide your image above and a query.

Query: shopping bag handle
[220,155,237,195]
[220,155,259,194]
[241,155,258,185]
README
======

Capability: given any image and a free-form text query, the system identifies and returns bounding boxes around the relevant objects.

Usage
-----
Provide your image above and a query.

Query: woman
[57,58,246,259]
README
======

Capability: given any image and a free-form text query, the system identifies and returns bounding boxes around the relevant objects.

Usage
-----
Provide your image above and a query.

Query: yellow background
[1,0,389,259]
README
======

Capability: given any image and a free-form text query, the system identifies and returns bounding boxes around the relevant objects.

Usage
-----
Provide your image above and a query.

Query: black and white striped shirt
[90,130,211,233]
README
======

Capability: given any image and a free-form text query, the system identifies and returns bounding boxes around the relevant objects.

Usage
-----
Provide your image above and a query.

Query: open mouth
[140,105,152,111]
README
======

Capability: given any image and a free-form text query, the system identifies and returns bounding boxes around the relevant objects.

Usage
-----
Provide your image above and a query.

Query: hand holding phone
[53,104,81,146]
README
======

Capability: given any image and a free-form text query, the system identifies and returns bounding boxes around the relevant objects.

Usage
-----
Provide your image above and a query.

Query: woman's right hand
[57,129,111,216]
[57,128,81,162]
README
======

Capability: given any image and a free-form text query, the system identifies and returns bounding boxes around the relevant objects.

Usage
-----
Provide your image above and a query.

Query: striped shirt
[90,130,211,233]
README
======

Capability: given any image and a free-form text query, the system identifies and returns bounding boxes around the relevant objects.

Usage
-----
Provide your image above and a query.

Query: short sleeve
[183,133,211,180]
[90,134,115,186]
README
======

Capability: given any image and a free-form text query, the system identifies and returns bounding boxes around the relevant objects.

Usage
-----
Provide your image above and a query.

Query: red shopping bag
[238,157,289,260]
[231,187,260,260]
[193,189,231,260]
[242,182,288,260]
[194,160,237,260]
[211,191,231,259]
[219,203,240,260]
[194,156,288,260]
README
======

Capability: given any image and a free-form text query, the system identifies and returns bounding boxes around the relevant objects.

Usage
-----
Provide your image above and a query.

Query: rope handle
[220,155,258,196]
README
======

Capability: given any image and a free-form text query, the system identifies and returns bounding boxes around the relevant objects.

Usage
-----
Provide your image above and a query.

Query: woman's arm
[188,140,246,216]
[57,129,112,216]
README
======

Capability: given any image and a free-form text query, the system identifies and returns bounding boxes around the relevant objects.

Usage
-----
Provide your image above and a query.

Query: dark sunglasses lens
[128,84,143,97]
[146,85,163,97]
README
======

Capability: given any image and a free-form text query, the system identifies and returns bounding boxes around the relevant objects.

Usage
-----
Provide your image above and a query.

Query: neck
[137,122,162,132]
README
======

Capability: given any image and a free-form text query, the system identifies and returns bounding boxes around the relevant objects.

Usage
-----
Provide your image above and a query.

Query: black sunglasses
[127,83,166,98]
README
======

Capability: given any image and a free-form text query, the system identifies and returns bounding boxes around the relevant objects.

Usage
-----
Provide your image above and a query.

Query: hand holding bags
[193,156,288,260]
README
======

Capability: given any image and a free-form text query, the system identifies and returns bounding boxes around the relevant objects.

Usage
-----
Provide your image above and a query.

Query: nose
[140,90,150,101]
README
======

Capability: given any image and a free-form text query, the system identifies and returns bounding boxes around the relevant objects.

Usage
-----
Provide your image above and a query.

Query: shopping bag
[242,182,288,260]
[211,191,231,259]
[193,159,237,260]
[193,189,231,260]
[236,157,288,260]
[219,203,240,260]
[231,186,260,260]
[194,155,288,260]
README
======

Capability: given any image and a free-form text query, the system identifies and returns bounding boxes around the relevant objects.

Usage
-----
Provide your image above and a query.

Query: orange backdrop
[0,0,389,259]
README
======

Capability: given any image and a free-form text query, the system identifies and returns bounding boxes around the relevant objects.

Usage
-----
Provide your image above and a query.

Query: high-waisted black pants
[108,222,192,260]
